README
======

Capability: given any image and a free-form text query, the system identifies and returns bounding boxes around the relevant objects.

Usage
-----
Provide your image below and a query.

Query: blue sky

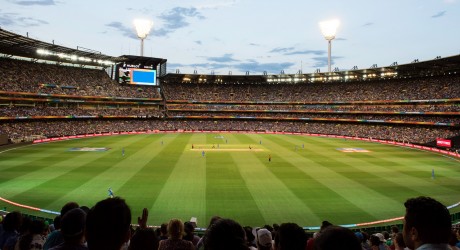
[1,0,459,75]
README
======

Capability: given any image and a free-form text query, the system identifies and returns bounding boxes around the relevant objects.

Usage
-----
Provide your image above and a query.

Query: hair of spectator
[128,228,159,250]
[275,222,307,250]
[86,197,132,250]
[204,218,249,250]
[404,196,451,244]
[60,201,79,216]
[314,226,362,250]
[167,218,184,240]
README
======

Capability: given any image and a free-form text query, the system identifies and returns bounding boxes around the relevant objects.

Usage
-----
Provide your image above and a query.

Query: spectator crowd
[0,58,161,99]
[161,74,460,102]
[0,196,459,250]
[1,58,460,146]
[1,119,457,145]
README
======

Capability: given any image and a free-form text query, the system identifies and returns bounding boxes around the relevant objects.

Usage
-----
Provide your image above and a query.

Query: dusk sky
[1,0,459,75]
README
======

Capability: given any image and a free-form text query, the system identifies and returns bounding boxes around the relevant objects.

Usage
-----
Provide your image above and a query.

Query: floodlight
[319,19,340,40]
[133,19,153,56]
[319,19,340,72]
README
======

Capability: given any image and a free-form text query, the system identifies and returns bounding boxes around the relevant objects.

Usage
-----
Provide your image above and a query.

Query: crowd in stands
[167,111,460,124]
[0,196,458,250]
[0,58,161,99]
[1,58,460,146]
[1,119,457,145]
[0,106,162,118]
[3,104,459,123]
[161,74,460,102]
[167,104,460,113]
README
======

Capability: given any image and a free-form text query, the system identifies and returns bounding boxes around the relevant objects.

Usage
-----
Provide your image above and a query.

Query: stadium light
[319,19,340,73]
[133,19,153,57]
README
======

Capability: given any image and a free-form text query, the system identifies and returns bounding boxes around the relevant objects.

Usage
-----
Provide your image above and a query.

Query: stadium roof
[118,55,167,67]
[1,27,459,82]
[0,27,124,67]
[162,54,460,84]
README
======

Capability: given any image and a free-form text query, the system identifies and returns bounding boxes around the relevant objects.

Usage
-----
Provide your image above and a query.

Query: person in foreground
[158,218,194,250]
[85,197,131,250]
[49,208,87,250]
[274,222,307,250]
[403,196,451,250]
[314,225,361,250]
[203,218,248,250]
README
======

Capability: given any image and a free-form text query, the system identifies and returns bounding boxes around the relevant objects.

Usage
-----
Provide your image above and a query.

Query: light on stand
[319,19,340,73]
[133,19,153,57]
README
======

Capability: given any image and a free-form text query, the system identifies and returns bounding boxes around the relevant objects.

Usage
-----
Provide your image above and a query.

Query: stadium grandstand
[1,27,460,148]
[1,27,460,250]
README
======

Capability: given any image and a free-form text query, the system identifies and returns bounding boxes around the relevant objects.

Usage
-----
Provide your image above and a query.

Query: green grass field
[1,133,459,228]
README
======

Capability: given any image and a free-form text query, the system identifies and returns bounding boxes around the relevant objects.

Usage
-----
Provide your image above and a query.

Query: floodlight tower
[319,19,340,73]
[133,19,153,57]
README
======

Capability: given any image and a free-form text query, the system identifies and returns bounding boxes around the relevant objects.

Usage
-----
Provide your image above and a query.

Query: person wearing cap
[355,231,369,250]
[256,228,273,250]
[402,196,451,250]
[370,234,385,250]
[371,233,390,250]
[49,207,87,250]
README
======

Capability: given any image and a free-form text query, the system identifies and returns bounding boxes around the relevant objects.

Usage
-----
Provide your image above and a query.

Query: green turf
[1,133,459,228]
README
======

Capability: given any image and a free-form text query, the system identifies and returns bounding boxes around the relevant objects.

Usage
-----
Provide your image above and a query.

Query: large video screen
[131,69,156,85]
[118,67,157,86]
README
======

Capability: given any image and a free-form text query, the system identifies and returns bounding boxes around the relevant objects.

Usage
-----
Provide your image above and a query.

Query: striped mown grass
[1,133,459,228]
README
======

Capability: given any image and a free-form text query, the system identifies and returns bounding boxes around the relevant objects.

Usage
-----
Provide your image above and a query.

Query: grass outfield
[1,133,459,228]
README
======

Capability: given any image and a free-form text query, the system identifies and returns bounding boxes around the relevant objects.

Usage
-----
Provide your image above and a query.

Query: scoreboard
[114,56,166,86]
[118,64,157,86]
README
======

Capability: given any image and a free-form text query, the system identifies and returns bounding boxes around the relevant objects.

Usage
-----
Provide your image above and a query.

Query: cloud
[269,47,295,53]
[194,40,202,45]
[195,0,239,10]
[311,56,343,68]
[0,11,48,27]
[16,16,48,26]
[167,62,230,74]
[249,43,260,46]
[0,13,16,26]
[362,22,374,27]
[206,53,239,63]
[431,11,446,18]
[270,47,326,56]
[106,22,138,40]
[168,58,296,74]
[171,51,299,74]
[234,62,296,74]
[335,38,347,41]
[154,7,205,37]
[8,0,55,5]
[284,50,326,56]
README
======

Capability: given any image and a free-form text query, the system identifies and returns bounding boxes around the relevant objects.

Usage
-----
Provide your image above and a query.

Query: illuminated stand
[319,19,340,73]
[133,19,154,57]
